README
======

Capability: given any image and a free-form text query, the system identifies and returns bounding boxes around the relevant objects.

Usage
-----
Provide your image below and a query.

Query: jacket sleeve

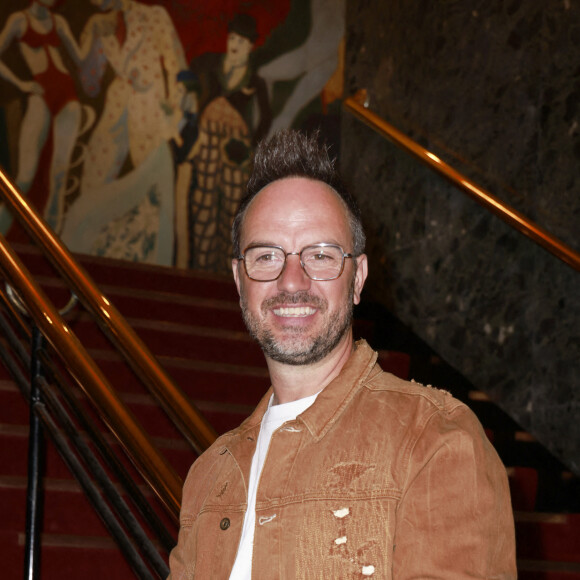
[392,403,517,579]
[167,475,198,580]
[166,450,212,580]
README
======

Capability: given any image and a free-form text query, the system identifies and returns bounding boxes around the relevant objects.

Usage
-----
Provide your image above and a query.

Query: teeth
[273,306,316,317]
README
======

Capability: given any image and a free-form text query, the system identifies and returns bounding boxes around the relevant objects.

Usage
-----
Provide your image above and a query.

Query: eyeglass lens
[244,245,345,281]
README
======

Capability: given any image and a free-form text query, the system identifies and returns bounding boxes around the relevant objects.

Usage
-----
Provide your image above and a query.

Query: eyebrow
[244,240,345,249]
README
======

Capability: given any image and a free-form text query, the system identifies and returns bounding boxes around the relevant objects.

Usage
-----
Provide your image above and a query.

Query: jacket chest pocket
[192,507,245,579]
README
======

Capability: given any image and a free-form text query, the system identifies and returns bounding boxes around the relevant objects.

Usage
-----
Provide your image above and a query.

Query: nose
[277,254,311,293]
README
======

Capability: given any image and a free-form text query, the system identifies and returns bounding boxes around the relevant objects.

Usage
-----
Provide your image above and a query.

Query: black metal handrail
[0,283,176,549]
[0,233,183,519]
[0,278,172,578]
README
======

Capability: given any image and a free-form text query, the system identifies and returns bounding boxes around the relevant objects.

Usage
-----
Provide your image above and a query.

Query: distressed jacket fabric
[168,340,516,579]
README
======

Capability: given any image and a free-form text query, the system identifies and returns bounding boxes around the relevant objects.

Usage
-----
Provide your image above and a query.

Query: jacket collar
[298,339,378,440]
[233,339,379,442]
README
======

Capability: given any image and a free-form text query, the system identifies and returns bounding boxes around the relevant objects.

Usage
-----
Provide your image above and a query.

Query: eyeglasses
[237,243,354,282]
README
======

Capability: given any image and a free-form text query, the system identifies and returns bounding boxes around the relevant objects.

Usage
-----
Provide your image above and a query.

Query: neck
[223,55,248,73]
[30,3,50,19]
[267,331,355,405]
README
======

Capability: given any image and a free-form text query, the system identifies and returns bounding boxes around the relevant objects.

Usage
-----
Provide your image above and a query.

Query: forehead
[241,177,351,248]
[228,32,252,43]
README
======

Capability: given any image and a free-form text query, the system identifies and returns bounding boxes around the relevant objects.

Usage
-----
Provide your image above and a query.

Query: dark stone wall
[342,0,580,473]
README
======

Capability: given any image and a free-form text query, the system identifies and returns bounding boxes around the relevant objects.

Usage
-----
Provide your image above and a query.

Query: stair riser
[15,247,239,303]
[57,315,265,367]
[38,284,246,333]
[516,516,580,563]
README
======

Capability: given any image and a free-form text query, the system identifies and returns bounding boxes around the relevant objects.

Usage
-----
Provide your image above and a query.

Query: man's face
[232,177,367,366]
[226,32,253,66]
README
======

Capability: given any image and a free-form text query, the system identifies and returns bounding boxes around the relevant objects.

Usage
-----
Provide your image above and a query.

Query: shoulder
[53,14,71,33]
[359,366,487,450]
[364,367,466,415]
[182,421,250,483]
[3,12,27,37]
[179,424,252,518]
[358,369,501,481]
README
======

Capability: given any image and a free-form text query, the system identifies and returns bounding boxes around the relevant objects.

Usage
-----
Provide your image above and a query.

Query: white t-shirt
[228,391,319,579]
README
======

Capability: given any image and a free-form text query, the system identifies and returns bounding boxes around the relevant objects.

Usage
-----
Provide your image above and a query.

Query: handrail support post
[23,327,47,580]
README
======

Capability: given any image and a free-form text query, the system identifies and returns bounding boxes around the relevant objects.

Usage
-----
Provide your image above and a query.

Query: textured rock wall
[342,0,580,472]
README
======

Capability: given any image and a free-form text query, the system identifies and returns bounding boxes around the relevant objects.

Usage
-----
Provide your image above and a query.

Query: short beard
[240,280,355,366]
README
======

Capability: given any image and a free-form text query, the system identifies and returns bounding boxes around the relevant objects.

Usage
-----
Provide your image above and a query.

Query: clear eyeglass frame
[237,243,354,282]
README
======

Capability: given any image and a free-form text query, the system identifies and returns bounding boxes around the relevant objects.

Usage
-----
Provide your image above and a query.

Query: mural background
[0,0,345,272]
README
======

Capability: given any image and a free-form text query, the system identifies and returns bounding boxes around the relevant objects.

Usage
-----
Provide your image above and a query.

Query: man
[168,130,516,579]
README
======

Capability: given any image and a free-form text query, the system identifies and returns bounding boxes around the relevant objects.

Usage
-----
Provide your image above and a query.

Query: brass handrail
[0,233,182,520]
[344,90,580,272]
[0,168,217,456]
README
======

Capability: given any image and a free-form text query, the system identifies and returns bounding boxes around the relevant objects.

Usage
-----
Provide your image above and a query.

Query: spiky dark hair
[232,130,366,257]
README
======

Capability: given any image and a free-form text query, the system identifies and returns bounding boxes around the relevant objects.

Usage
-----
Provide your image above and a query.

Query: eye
[247,247,284,266]
[255,251,278,262]
[312,252,334,261]
[306,248,339,262]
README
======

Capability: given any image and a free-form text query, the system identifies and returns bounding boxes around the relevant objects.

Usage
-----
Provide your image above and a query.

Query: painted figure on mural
[61,0,188,265]
[259,0,345,137]
[0,0,95,235]
[184,13,272,273]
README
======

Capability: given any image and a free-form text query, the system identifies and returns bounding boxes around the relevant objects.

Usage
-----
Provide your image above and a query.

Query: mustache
[261,291,327,312]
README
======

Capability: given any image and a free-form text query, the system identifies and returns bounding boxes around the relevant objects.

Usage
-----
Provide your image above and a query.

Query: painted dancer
[77,0,187,195]
[168,130,517,579]
[0,0,94,234]
[61,0,188,265]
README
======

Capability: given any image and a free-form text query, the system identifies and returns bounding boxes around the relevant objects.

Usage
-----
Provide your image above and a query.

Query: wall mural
[0,0,345,273]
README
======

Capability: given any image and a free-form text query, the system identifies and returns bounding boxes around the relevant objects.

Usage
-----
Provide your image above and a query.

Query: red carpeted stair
[0,243,578,578]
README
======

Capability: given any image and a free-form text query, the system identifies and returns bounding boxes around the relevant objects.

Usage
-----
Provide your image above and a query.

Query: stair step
[514,512,580,563]
[17,532,134,580]
[0,417,198,482]
[0,382,29,425]
[36,275,246,333]
[0,485,109,537]
[12,242,238,303]
[84,348,270,404]
[0,474,178,536]
[376,349,411,380]
[517,560,580,580]
[69,318,265,365]
[507,466,539,511]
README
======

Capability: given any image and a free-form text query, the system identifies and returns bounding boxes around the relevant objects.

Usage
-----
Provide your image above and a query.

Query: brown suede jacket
[168,340,516,579]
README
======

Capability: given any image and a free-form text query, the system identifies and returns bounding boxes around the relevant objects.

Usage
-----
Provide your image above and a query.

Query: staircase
[1,243,578,579]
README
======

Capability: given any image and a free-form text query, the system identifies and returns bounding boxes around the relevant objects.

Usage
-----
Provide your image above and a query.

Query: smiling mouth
[273,306,317,317]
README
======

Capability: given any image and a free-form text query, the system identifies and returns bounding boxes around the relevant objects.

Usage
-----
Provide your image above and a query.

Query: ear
[352,254,368,305]
[232,259,242,297]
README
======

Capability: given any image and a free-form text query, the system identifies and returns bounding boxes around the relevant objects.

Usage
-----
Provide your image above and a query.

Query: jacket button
[220,517,231,530]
